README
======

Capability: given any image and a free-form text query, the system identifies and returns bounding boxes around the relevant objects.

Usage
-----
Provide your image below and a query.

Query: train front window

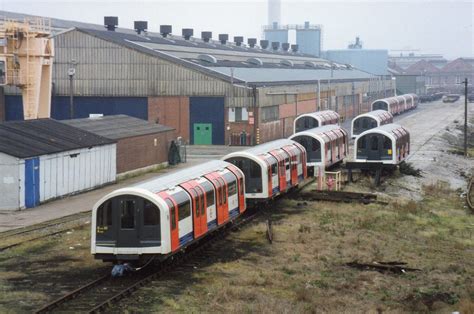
[121,200,135,229]
[143,200,159,226]
[97,200,112,227]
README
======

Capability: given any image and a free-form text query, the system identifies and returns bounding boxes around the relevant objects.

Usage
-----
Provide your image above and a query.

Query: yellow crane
[0,17,54,120]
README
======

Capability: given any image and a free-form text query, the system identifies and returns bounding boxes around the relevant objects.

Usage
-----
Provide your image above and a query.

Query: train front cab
[294,114,320,133]
[352,116,378,138]
[93,191,169,262]
[293,111,339,133]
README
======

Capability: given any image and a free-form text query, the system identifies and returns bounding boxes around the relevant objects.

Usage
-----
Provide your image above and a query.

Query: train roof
[133,160,232,193]
[295,110,340,120]
[290,124,347,142]
[357,123,409,141]
[353,110,393,121]
[229,138,297,156]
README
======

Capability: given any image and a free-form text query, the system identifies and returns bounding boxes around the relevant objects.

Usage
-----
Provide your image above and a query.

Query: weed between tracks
[114,182,474,313]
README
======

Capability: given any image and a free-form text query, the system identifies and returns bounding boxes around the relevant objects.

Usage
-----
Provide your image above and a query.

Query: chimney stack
[160,25,172,37]
[134,21,148,35]
[104,16,118,31]
[182,28,194,40]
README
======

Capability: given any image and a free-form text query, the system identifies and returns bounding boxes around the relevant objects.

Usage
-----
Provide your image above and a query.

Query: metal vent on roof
[282,43,290,52]
[160,25,172,37]
[247,58,263,66]
[271,42,280,51]
[291,44,299,52]
[247,38,257,48]
[201,31,212,43]
[280,59,293,67]
[134,21,148,35]
[198,54,217,64]
[260,40,269,49]
[182,28,194,40]
[104,16,118,31]
[218,34,228,45]
[234,36,244,46]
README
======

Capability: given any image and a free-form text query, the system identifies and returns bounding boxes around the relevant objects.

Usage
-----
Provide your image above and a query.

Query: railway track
[289,189,386,204]
[468,177,474,211]
[35,208,264,313]
[0,211,90,252]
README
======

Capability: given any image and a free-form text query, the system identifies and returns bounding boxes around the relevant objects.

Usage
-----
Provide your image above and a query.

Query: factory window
[229,108,248,122]
[261,105,279,122]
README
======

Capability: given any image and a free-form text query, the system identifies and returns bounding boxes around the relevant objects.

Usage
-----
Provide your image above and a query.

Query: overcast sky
[1,0,472,59]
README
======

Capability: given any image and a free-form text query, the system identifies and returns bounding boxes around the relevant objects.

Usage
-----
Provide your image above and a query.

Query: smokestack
[267,0,281,25]
[104,16,118,31]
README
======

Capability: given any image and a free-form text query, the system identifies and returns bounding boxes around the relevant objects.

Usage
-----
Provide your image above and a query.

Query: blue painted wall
[323,49,389,75]
[4,96,148,120]
[189,97,225,145]
[25,157,40,208]
[296,29,321,57]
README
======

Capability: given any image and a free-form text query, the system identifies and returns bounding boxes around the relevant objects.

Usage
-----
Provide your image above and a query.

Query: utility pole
[68,67,75,119]
[464,78,468,158]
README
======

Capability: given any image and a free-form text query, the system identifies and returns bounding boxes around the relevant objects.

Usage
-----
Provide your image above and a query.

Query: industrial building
[324,37,388,76]
[0,119,116,210]
[62,115,175,174]
[0,12,394,146]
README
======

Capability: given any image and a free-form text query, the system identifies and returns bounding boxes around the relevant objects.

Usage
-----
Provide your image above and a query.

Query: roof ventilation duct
[104,16,118,31]
[201,31,212,43]
[260,40,269,49]
[134,21,148,35]
[182,28,194,40]
[271,41,280,51]
[219,34,229,45]
[247,38,257,48]
[234,36,244,46]
[291,44,299,52]
[160,25,172,37]
[281,43,290,52]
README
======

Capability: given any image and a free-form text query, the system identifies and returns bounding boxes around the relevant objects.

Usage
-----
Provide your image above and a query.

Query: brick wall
[148,96,189,142]
[116,130,176,174]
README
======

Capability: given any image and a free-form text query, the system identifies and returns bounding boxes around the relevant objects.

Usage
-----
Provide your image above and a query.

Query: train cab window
[144,200,159,226]
[371,137,379,150]
[383,137,391,149]
[359,136,367,149]
[228,181,237,196]
[250,162,260,178]
[97,200,112,227]
[120,200,136,229]
[354,119,360,128]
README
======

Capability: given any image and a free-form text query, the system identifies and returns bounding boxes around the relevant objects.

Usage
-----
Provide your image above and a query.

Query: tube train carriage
[91,160,246,262]
[351,110,394,138]
[371,94,418,115]
[289,125,348,175]
[223,139,307,201]
[293,110,340,133]
[354,123,410,165]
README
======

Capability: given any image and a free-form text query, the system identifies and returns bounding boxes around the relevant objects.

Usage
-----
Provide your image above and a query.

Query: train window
[383,137,391,149]
[250,161,260,178]
[206,190,215,207]
[271,163,277,175]
[144,200,159,226]
[166,199,176,230]
[97,200,112,227]
[190,189,199,217]
[223,183,227,204]
[285,158,290,170]
[371,137,379,150]
[174,191,191,220]
[120,200,135,229]
[228,181,237,196]
[199,192,205,216]
[359,136,367,149]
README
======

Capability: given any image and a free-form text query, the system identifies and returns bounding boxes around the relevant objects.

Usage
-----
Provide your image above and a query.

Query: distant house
[0,119,116,210]
[62,115,175,174]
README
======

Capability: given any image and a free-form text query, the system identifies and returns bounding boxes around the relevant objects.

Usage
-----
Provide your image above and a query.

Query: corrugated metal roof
[205,67,373,84]
[0,119,115,159]
[61,115,174,140]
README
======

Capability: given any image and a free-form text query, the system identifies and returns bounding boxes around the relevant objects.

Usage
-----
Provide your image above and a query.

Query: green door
[193,123,212,145]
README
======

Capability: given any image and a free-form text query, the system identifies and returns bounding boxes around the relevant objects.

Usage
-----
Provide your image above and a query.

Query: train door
[195,185,208,235]
[158,192,180,252]
[282,147,298,186]
[180,182,207,239]
[270,151,287,192]
[200,179,217,229]
[227,165,246,213]
[367,134,384,160]
[115,196,140,248]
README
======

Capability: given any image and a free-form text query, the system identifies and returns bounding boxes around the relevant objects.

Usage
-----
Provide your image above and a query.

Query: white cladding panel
[0,153,23,210]
[38,144,117,202]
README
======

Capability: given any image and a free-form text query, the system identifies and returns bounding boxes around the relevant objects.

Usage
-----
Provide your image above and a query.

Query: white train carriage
[293,110,340,133]
[354,123,410,165]
[289,125,348,174]
[404,93,419,110]
[371,94,418,115]
[91,160,246,262]
[351,110,394,138]
[223,139,307,201]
